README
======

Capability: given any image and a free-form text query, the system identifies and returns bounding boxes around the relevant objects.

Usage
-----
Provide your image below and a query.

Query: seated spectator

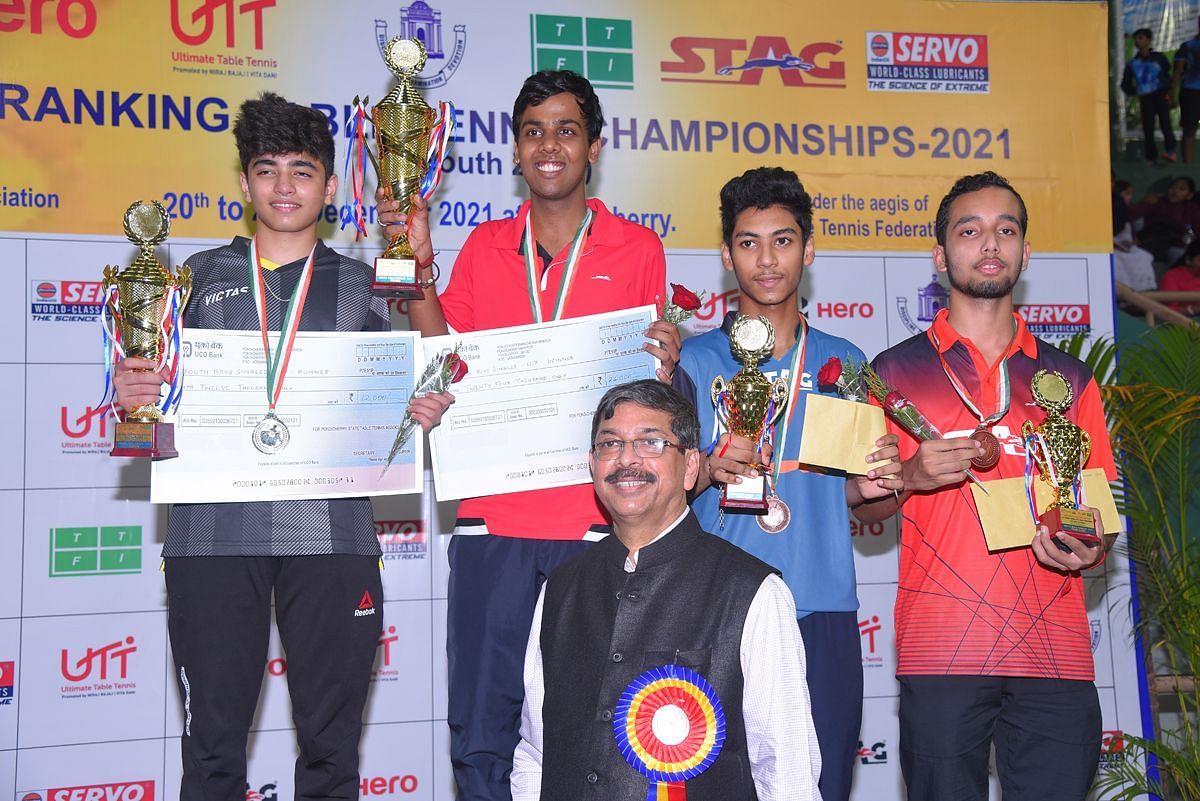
[1162,240,1200,314]
[1129,176,1200,264]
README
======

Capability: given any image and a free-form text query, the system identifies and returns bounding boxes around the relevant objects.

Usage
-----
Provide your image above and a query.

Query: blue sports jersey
[1130,51,1172,95]
[680,314,862,618]
[1176,36,1200,90]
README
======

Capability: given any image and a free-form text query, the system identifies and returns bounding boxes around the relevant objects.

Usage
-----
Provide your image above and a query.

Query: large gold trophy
[1021,370,1101,548]
[371,36,439,298]
[711,315,789,520]
[102,200,192,459]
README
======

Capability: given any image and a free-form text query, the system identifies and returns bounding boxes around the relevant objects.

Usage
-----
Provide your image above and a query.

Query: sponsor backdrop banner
[0,1,1141,799]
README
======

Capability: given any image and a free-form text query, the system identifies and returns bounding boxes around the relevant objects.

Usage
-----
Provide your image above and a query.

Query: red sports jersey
[873,310,1116,680]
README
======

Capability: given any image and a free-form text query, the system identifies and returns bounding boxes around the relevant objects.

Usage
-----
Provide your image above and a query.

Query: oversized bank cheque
[426,306,659,500]
[150,329,423,503]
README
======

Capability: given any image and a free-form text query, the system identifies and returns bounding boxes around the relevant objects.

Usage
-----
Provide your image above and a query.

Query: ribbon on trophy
[96,279,187,422]
[345,98,457,239]
[614,664,726,801]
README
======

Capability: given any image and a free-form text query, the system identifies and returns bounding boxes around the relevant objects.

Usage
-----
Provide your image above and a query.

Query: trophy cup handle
[175,265,194,309]
[1079,429,1091,468]
[767,378,789,427]
[710,376,726,409]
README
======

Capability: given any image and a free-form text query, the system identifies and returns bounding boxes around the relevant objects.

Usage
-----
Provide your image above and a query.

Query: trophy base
[720,474,769,512]
[1040,506,1101,552]
[111,421,178,459]
[372,257,424,299]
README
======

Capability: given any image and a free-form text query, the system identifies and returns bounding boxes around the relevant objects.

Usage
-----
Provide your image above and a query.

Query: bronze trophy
[710,315,789,516]
[103,200,192,459]
[371,36,439,298]
[1021,370,1101,548]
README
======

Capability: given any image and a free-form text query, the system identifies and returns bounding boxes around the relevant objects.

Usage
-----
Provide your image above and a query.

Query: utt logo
[1015,304,1091,337]
[376,2,467,90]
[0,0,98,38]
[1099,730,1126,768]
[355,590,377,617]
[857,739,888,765]
[60,636,136,681]
[359,776,419,796]
[60,406,109,440]
[376,519,427,559]
[0,659,14,704]
[661,35,845,87]
[170,0,276,49]
[21,782,155,801]
[866,31,990,94]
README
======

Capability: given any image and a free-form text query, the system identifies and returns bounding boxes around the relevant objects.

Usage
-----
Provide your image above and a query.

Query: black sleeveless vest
[538,513,775,801]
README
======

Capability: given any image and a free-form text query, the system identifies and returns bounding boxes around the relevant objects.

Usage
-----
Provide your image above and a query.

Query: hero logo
[857,739,888,764]
[850,519,885,537]
[661,35,845,87]
[0,0,98,38]
[1015,304,1091,337]
[359,776,419,796]
[375,519,427,559]
[169,0,276,49]
[17,782,154,801]
[1099,730,1126,768]
[866,32,990,94]
[859,615,884,668]
[60,636,136,682]
[31,279,106,322]
[814,301,874,319]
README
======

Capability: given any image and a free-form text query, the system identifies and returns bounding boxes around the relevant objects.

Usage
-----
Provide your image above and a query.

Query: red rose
[884,391,907,411]
[669,283,703,312]
[445,353,469,384]
[817,357,842,388]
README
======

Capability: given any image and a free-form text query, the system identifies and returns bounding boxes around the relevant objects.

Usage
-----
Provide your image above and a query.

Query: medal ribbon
[928,322,1014,432]
[523,207,592,323]
[768,316,808,485]
[248,237,317,413]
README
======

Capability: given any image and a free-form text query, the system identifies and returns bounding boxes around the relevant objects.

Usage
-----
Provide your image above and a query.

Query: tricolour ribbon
[523,206,592,323]
[248,237,316,415]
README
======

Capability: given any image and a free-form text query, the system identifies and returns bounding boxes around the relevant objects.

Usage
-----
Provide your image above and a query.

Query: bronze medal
[969,428,1001,471]
[756,496,791,534]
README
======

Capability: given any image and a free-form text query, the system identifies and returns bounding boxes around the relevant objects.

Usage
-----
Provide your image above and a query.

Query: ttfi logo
[60,636,136,681]
[661,35,845,87]
[170,0,276,49]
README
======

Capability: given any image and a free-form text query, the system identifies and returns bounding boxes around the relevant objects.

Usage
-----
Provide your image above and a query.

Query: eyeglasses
[591,437,688,460]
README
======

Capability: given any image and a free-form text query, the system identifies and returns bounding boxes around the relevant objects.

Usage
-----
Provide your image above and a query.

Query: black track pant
[166,555,383,801]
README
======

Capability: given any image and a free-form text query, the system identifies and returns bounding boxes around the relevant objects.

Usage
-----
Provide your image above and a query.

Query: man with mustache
[855,172,1117,801]
[510,380,821,800]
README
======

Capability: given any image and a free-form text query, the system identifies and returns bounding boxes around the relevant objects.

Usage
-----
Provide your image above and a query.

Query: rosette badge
[614,664,726,800]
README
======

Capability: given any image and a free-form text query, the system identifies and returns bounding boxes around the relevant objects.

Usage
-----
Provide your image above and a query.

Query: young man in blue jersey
[677,166,903,801]
[1122,28,1177,165]
[1175,18,1200,162]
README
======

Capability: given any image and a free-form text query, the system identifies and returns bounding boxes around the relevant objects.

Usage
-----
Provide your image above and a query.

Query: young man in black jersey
[113,93,450,801]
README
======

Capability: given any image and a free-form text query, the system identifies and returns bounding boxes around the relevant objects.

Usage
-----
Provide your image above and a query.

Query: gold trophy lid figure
[1021,369,1100,550]
[348,35,456,299]
[100,200,192,459]
[710,314,789,526]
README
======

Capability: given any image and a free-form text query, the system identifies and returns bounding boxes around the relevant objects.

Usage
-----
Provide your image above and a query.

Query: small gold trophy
[711,315,789,514]
[1021,370,1101,548]
[372,36,439,298]
[102,200,192,459]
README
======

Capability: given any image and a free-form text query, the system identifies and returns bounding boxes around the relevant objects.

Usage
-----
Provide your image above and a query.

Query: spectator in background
[1128,175,1200,264]
[1174,18,1200,162]
[1113,179,1158,291]
[1122,28,1178,165]
[1162,239,1200,314]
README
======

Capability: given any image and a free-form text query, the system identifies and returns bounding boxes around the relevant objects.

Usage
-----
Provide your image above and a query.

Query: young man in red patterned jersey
[379,70,680,801]
[854,172,1117,801]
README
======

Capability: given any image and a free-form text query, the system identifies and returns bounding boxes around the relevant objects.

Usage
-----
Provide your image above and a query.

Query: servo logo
[30,279,105,322]
[17,782,155,801]
[1099,730,1126,769]
[375,1,467,90]
[866,32,989,94]
[375,519,427,560]
[1015,304,1091,337]
[0,659,14,705]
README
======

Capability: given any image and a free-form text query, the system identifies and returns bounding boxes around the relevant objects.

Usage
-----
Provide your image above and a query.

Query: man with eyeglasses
[509,379,821,801]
